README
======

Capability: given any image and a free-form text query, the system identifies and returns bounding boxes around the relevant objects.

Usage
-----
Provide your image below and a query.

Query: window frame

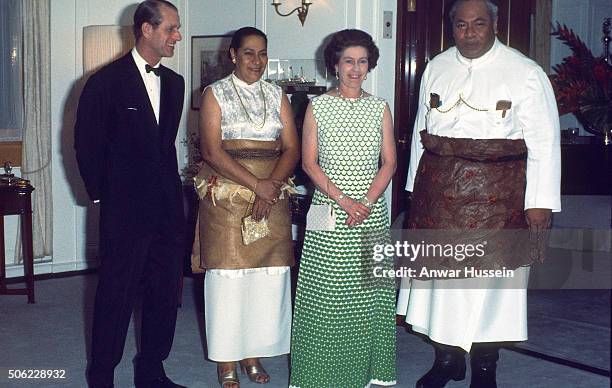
[0,0,24,167]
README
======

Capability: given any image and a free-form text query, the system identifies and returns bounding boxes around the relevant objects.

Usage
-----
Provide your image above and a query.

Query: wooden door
[391,0,533,221]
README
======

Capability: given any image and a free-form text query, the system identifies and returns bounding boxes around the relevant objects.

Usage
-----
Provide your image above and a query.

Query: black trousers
[87,229,184,387]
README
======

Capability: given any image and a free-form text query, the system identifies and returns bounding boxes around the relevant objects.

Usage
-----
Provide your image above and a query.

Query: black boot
[469,343,500,388]
[416,342,466,388]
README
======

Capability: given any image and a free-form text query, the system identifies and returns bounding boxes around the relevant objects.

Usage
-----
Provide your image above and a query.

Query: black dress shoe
[135,376,186,388]
[416,343,466,388]
[469,343,499,388]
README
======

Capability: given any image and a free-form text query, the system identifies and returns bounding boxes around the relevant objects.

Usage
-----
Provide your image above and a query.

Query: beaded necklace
[336,87,365,109]
[231,75,267,128]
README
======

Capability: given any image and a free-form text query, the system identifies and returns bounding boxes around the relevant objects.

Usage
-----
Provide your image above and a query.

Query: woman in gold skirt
[192,27,299,388]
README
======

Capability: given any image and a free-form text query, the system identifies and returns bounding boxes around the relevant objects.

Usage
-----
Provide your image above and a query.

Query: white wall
[182,0,398,174]
[551,0,611,134]
[6,0,397,277]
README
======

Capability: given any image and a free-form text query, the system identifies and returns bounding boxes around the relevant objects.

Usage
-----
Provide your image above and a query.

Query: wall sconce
[271,0,313,26]
[82,25,134,74]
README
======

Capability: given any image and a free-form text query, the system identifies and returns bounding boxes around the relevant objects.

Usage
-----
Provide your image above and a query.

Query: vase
[574,112,611,146]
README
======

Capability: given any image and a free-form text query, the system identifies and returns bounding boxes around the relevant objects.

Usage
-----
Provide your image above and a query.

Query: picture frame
[191,35,233,110]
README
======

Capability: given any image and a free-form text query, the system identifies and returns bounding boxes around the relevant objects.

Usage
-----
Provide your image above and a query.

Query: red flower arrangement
[550,20,612,138]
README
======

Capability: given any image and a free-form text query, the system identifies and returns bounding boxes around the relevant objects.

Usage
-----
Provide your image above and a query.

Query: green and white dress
[290,94,396,388]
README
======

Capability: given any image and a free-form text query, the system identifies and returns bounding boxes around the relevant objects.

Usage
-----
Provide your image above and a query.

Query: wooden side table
[0,182,35,303]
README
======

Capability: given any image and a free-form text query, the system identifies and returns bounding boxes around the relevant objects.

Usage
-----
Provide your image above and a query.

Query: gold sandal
[217,363,240,388]
[240,361,270,384]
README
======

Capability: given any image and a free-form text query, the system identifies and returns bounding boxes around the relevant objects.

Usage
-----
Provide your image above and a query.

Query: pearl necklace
[336,87,364,109]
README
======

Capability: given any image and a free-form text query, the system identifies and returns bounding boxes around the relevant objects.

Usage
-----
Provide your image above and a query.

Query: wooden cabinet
[561,140,611,195]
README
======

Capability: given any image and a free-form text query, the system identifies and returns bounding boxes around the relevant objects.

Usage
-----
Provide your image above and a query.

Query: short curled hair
[229,26,268,60]
[133,0,178,41]
[449,0,498,23]
[324,29,379,74]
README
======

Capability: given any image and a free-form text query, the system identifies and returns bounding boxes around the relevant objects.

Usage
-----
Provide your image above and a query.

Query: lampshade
[82,25,134,74]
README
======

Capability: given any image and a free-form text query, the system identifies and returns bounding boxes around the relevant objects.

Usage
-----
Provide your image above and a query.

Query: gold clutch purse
[241,194,270,245]
[241,215,270,245]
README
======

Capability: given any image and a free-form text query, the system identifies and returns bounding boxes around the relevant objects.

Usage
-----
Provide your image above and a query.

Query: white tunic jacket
[406,38,561,212]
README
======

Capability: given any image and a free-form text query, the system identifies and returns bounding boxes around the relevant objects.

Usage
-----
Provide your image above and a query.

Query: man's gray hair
[449,0,499,22]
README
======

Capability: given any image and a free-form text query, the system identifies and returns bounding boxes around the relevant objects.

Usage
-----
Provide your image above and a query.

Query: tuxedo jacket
[75,53,185,241]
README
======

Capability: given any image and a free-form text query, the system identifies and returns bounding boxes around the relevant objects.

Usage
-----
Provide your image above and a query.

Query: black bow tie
[145,64,160,76]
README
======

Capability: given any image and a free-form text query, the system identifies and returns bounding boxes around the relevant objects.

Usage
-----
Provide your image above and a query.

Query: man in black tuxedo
[74,1,186,387]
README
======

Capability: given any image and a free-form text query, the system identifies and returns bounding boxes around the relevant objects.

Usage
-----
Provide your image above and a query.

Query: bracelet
[360,196,374,209]
[335,193,345,203]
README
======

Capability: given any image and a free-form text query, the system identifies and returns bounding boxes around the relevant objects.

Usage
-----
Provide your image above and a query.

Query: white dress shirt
[406,38,561,212]
[131,47,161,124]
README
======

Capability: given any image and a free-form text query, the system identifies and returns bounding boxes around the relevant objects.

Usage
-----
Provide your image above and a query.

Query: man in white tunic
[396,1,561,387]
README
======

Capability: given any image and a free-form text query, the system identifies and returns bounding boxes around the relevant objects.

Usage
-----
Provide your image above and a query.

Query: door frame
[391,0,533,222]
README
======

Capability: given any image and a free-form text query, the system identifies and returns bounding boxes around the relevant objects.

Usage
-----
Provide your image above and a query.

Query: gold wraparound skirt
[191,139,295,272]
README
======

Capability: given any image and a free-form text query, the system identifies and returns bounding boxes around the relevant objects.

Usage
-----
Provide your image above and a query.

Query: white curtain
[15,0,52,262]
[0,0,23,141]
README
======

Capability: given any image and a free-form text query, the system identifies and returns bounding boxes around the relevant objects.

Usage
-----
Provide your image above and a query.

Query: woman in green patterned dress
[290,29,397,388]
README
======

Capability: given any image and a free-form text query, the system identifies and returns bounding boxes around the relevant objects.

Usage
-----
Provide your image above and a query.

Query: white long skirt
[204,266,292,361]
[396,267,530,352]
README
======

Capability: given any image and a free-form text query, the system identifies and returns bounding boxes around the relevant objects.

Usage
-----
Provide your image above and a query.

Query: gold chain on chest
[435,93,488,113]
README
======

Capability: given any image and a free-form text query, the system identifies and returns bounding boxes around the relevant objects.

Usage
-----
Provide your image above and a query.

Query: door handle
[407,0,416,12]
